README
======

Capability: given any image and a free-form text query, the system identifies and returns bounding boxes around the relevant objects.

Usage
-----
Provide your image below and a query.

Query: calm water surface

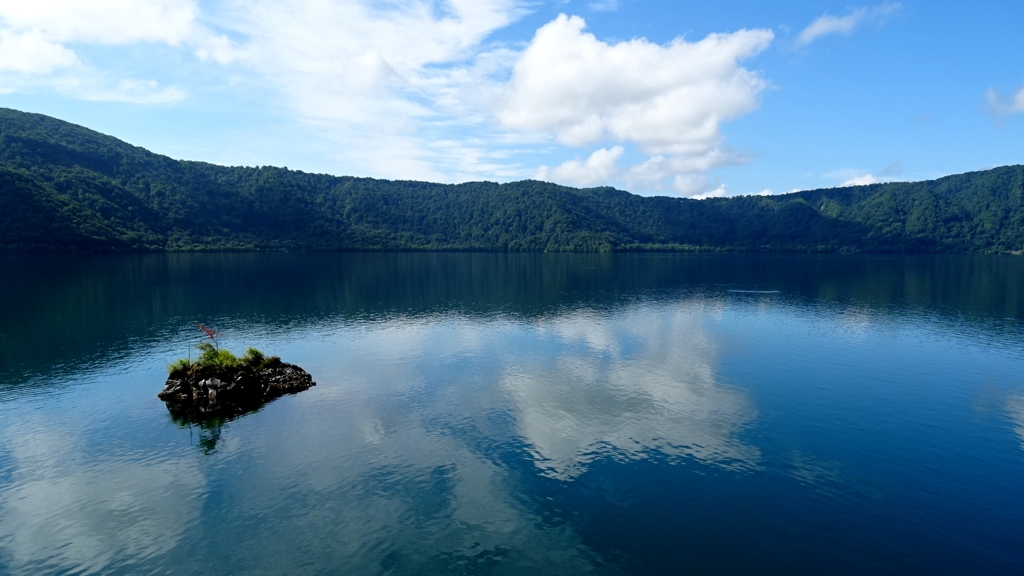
[1,253,1023,575]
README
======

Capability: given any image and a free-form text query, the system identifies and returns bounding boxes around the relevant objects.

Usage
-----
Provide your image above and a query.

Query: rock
[159,362,315,423]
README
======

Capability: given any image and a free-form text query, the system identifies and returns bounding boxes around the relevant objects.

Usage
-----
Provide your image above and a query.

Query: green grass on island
[167,342,281,381]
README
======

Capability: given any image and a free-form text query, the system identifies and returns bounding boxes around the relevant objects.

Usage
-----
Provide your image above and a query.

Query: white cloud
[207,0,528,181]
[986,85,1024,117]
[624,148,747,195]
[588,0,620,11]
[0,3,777,191]
[736,188,800,197]
[499,15,772,151]
[0,30,77,74]
[692,185,728,199]
[0,0,528,179]
[797,3,901,45]
[230,0,520,107]
[535,145,623,186]
[73,78,188,104]
[829,163,903,187]
[840,173,881,186]
[1009,88,1024,112]
[0,0,197,45]
[0,0,237,64]
[0,70,187,104]
[0,0,216,101]
[499,15,772,196]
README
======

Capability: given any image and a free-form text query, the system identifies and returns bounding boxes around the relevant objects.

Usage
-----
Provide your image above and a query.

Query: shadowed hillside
[1,108,1022,253]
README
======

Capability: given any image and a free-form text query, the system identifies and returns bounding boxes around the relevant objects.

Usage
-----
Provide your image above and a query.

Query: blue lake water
[0,253,1022,575]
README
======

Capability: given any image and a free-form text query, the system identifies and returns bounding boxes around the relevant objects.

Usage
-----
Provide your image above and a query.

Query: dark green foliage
[1,107,1022,253]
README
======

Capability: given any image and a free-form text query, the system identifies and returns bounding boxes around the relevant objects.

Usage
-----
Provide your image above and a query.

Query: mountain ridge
[1,108,1022,253]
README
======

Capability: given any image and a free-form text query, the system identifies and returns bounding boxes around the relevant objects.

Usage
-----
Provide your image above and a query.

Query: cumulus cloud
[0,3,777,191]
[230,7,771,189]
[827,163,904,187]
[797,3,901,45]
[535,146,623,186]
[502,15,772,195]
[734,188,800,197]
[499,15,772,151]
[624,148,747,195]
[840,173,881,186]
[692,185,728,199]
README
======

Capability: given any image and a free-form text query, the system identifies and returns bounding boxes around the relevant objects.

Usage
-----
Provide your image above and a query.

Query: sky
[0,0,1021,198]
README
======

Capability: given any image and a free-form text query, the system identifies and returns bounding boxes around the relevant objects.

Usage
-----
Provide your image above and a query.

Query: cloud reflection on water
[502,303,760,480]
[128,319,625,574]
[0,420,205,575]
[3,253,1024,575]
[1006,394,1024,451]
[173,301,759,572]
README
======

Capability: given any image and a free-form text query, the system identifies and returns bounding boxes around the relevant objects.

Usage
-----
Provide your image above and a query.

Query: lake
[1,253,1022,575]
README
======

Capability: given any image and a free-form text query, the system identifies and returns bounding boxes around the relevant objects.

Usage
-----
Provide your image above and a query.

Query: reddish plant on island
[167,323,278,377]
[197,322,219,349]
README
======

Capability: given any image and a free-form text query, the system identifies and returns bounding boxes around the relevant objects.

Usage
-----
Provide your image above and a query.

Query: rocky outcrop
[159,361,315,422]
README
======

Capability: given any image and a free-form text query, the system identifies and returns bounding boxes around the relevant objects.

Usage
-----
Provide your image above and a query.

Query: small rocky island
[160,336,315,424]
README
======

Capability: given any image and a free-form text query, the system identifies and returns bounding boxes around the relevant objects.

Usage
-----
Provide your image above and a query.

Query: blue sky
[0,0,1021,197]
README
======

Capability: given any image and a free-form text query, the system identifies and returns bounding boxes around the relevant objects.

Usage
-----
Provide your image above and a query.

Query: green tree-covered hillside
[1,108,1022,253]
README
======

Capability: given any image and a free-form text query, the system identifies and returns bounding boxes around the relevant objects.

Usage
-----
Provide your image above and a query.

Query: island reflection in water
[0,253,1023,575]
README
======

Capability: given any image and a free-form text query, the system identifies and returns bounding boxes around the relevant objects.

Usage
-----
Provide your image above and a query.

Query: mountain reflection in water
[0,253,1022,575]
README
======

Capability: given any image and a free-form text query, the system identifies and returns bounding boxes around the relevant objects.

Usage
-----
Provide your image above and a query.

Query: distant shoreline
[3,107,1023,255]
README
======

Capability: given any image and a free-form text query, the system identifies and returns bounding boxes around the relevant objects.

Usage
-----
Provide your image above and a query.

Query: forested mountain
[1,108,1022,253]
